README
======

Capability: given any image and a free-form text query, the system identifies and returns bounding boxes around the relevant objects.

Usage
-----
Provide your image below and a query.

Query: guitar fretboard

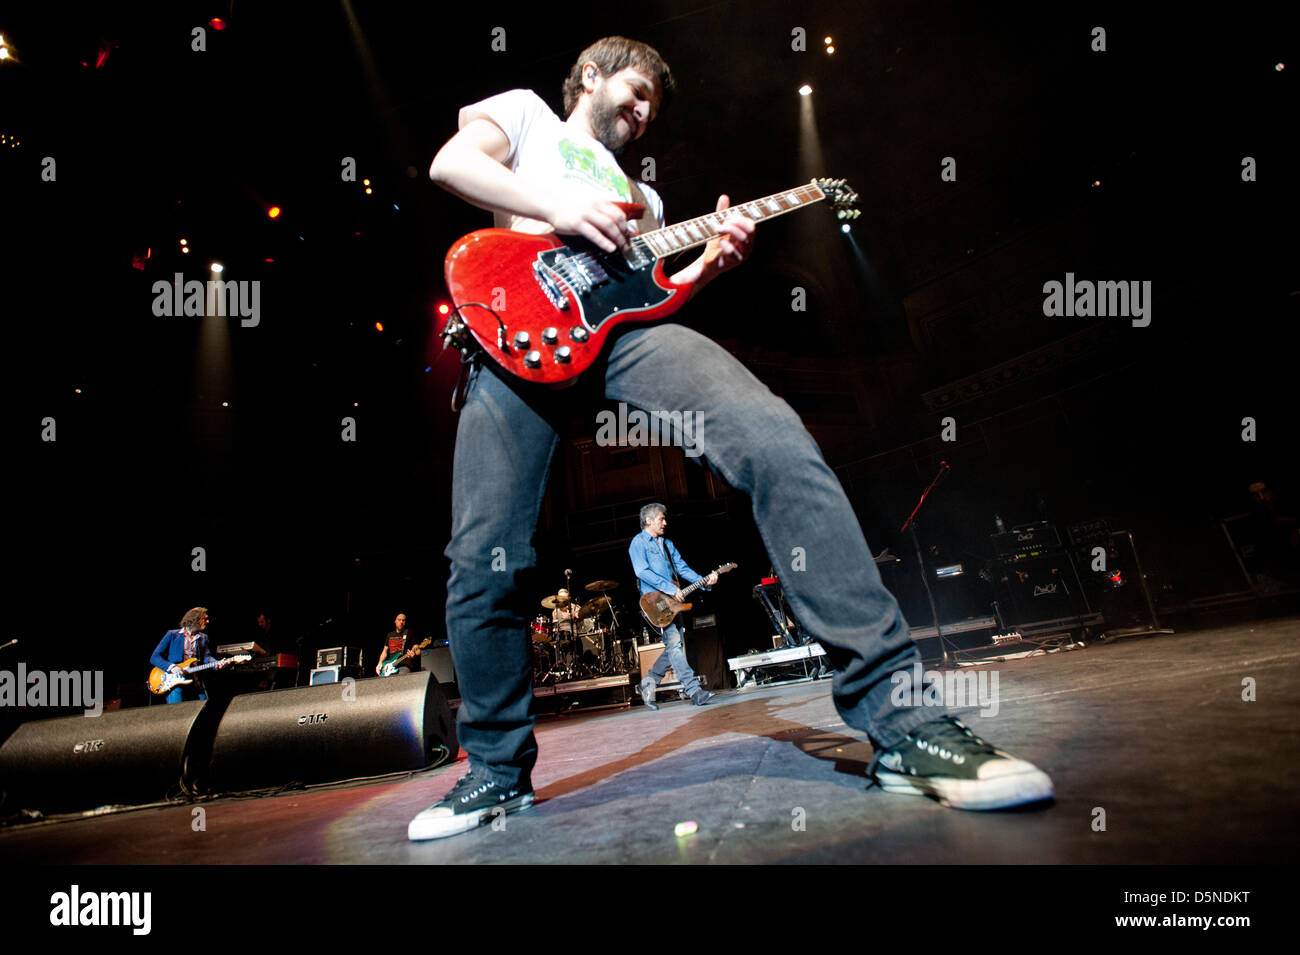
[634,183,827,260]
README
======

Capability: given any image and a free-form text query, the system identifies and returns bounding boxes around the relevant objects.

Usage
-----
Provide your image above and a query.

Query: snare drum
[530,616,553,643]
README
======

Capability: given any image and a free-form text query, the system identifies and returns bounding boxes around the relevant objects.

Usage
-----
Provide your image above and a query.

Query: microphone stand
[900,462,952,666]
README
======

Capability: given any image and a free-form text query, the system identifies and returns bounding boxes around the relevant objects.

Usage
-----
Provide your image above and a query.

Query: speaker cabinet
[997,552,1085,626]
[420,645,456,685]
[206,670,455,793]
[637,643,678,685]
[0,701,210,812]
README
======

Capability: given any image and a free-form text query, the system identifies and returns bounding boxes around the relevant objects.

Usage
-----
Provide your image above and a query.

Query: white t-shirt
[458,89,665,235]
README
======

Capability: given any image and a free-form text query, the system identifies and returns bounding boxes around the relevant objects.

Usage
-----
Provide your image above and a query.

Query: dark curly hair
[562,36,675,118]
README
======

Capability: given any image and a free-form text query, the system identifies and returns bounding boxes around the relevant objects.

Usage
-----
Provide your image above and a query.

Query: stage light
[181,246,190,254]
[1276,62,1285,71]
[824,36,832,44]
[841,223,851,233]
[180,238,188,245]
[826,46,835,54]
[375,322,384,332]
[221,401,229,407]
[365,187,373,195]
[267,205,282,218]
[798,84,812,96]
[209,18,226,31]
[363,179,371,186]
[0,49,10,62]
[210,262,224,273]
[437,303,450,315]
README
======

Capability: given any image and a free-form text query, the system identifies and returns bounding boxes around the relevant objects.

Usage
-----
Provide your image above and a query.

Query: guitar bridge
[533,260,570,310]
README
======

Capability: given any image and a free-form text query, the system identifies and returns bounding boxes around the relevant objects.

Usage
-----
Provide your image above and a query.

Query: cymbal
[585,580,619,592]
[579,596,611,618]
[540,594,562,610]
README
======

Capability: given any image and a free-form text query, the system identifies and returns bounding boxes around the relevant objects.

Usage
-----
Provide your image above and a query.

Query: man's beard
[589,87,633,154]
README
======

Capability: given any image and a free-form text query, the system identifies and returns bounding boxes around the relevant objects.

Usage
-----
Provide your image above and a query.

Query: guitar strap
[625,178,661,235]
[661,538,680,587]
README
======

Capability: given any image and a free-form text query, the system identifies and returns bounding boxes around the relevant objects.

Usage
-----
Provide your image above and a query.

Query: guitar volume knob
[513,331,531,350]
[523,350,542,368]
[554,346,571,363]
[542,326,559,345]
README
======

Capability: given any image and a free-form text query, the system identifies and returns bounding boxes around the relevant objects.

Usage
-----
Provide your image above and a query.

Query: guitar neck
[635,182,828,260]
[680,565,732,598]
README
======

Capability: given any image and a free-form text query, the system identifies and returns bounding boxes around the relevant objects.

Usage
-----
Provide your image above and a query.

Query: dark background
[3,1,1295,702]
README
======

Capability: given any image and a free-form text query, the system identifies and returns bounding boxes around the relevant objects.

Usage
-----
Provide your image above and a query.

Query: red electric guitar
[440,178,859,385]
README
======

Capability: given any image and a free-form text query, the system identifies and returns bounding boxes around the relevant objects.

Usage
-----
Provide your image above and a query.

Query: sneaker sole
[874,768,1053,811]
[407,792,535,841]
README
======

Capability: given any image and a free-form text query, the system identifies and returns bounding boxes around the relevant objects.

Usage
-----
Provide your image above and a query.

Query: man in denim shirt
[630,503,718,709]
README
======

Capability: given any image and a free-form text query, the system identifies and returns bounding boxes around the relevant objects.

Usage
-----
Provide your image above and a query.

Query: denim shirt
[629,530,706,596]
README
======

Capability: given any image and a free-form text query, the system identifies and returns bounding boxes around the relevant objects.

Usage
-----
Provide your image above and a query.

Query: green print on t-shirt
[558,138,631,200]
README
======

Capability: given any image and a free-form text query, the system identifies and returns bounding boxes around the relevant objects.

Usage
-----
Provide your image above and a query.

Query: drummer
[551,589,582,637]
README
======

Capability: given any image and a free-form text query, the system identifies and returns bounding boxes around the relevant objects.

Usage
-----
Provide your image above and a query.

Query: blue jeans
[163,683,206,704]
[445,323,930,789]
[643,620,700,697]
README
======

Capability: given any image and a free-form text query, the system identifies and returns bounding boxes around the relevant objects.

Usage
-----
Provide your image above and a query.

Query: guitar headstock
[813,177,860,221]
[718,562,738,574]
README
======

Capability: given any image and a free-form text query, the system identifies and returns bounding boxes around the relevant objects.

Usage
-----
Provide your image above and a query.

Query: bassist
[629,503,716,709]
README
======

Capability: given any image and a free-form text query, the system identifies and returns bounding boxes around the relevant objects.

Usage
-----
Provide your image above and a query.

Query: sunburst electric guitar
[440,179,859,384]
[148,654,250,696]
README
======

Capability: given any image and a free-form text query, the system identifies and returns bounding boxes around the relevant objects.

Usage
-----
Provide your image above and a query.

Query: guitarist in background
[375,613,422,676]
[630,504,717,709]
[149,607,229,703]
[410,35,1052,841]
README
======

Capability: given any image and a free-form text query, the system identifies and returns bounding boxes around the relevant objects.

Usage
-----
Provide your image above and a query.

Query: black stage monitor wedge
[0,701,210,812]
[207,670,456,793]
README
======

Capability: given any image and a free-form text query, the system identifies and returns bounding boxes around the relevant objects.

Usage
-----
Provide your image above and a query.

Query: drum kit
[530,578,639,684]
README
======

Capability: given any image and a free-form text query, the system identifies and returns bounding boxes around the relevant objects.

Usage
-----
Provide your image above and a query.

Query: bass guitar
[640,563,737,629]
[148,654,250,696]
[440,179,858,385]
[379,638,432,677]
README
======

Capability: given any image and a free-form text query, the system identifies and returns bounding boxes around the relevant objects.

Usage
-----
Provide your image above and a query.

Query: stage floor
[2,617,1296,864]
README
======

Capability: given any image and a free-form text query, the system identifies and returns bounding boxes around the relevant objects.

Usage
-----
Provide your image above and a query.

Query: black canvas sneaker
[407,770,535,841]
[869,715,1053,810]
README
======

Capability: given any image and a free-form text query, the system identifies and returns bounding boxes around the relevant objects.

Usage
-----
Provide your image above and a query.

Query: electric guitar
[379,638,432,677]
[640,563,737,629]
[440,179,859,385]
[148,654,250,696]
